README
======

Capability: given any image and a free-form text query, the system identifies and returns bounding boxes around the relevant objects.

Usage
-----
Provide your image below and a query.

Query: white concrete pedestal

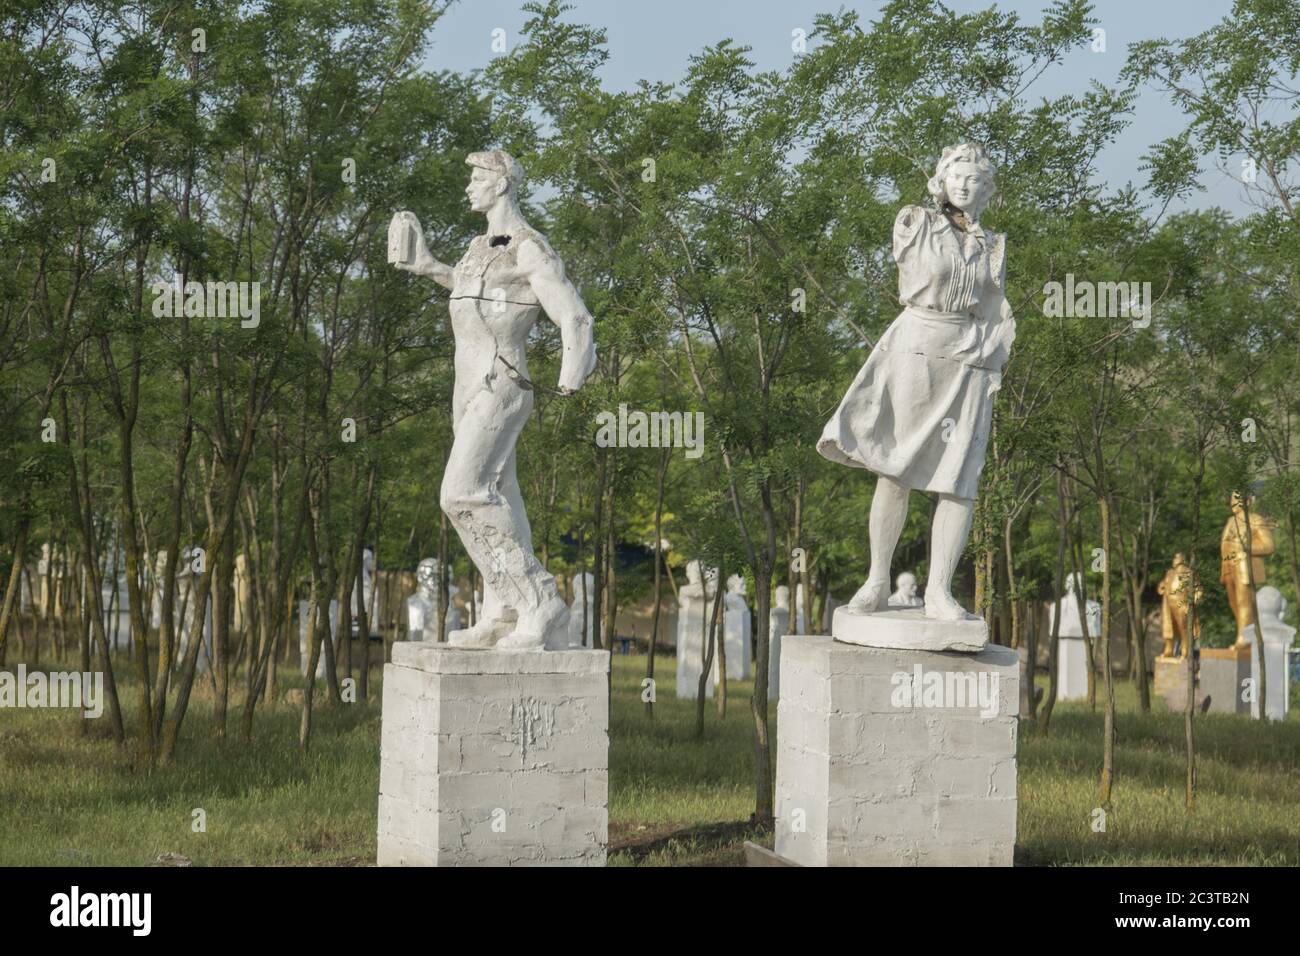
[1245,623,1293,722]
[675,597,715,700]
[775,634,1018,866]
[1057,636,1089,702]
[378,643,609,866]
[832,605,988,653]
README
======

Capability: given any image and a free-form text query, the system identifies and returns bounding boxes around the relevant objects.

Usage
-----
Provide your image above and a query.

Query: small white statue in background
[406,557,461,642]
[768,586,792,700]
[676,561,719,699]
[149,550,169,630]
[889,571,924,608]
[1244,585,1294,722]
[722,574,752,679]
[351,547,377,631]
[566,572,595,649]
[233,553,252,634]
[1047,572,1101,637]
[36,542,53,615]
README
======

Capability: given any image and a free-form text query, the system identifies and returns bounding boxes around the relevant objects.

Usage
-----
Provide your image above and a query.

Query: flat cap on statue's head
[466,149,524,191]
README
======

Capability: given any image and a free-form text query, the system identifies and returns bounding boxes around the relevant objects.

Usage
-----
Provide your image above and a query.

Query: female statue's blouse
[816,205,1016,499]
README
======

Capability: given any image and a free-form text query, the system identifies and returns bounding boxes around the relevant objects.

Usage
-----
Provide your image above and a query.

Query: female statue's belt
[901,304,979,322]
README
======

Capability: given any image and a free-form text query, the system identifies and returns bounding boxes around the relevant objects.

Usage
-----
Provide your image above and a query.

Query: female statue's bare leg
[849,475,910,611]
[925,493,975,620]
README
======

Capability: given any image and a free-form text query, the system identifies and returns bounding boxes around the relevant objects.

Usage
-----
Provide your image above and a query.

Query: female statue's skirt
[816,305,1003,500]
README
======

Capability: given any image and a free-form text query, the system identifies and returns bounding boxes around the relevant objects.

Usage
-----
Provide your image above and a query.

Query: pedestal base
[832,605,988,653]
[378,642,609,866]
[1247,632,1291,721]
[1199,644,1250,715]
[1057,636,1089,701]
[775,635,1018,866]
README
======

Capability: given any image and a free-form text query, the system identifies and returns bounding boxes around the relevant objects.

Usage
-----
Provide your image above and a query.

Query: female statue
[818,143,1015,646]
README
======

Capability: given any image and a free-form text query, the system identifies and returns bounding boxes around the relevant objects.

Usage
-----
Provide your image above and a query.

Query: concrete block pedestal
[1056,635,1089,701]
[378,642,609,866]
[775,634,1018,866]
[1154,646,1251,715]
[1199,644,1251,715]
[1153,654,1196,711]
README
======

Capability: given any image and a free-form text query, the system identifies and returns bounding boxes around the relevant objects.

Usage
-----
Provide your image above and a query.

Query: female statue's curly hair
[926,142,997,219]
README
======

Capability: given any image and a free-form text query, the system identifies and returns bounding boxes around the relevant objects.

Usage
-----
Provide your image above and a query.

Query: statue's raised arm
[391,148,597,651]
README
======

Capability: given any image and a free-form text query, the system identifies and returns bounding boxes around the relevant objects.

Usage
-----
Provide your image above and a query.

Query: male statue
[392,150,596,650]
[1220,492,1274,645]
[1156,552,1201,658]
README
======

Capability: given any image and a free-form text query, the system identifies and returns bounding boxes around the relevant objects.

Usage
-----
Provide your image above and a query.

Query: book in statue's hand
[388,211,418,265]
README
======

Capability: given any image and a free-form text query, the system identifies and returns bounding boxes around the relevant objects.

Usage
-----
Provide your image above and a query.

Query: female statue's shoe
[847,578,890,613]
[447,615,514,647]
[498,594,570,651]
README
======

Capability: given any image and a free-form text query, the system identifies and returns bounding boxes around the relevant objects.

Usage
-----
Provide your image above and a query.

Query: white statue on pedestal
[817,142,1014,653]
[20,549,33,612]
[769,586,792,700]
[406,557,460,642]
[148,550,168,630]
[36,542,52,616]
[675,561,718,698]
[567,572,595,649]
[1046,572,1099,702]
[1244,586,1293,721]
[722,574,752,679]
[1046,572,1101,637]
[299,595,336,679]
[351,547,377,632]
[176,547,213,672]
[392,150,596,650]
[889,571,924,608]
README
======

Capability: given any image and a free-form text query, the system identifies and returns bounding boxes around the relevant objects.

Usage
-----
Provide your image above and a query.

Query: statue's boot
[498,593,570,651]
[847,577,890,613]
[924,589,971,622]
[447,610,516,648]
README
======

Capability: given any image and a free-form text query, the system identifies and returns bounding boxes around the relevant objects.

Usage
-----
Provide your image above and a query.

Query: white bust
[406,557,459,641]
[889,571,923,608]
[681,560,718,602]
[1256,586,1290,632]
[775,585,791,610]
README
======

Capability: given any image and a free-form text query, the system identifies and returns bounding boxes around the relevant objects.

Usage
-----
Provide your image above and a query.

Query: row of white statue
[673,561,922,701]
[20,542,221,662]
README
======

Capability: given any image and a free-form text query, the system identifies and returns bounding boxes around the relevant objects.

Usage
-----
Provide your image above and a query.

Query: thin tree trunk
[695,569,722,739]
[646,447,668,719]
[1037,466,1069,736]
[1097,493,1116,806]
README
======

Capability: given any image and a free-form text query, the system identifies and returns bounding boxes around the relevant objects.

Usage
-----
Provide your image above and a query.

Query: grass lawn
[1,648,1297,866]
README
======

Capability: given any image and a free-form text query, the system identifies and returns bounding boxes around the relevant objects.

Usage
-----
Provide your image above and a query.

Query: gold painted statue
[1156,552,1201,658]
[1220,492,1275,645]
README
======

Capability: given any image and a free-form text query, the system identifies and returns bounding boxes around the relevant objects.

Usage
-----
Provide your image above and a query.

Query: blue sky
[424,1,1248,216]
